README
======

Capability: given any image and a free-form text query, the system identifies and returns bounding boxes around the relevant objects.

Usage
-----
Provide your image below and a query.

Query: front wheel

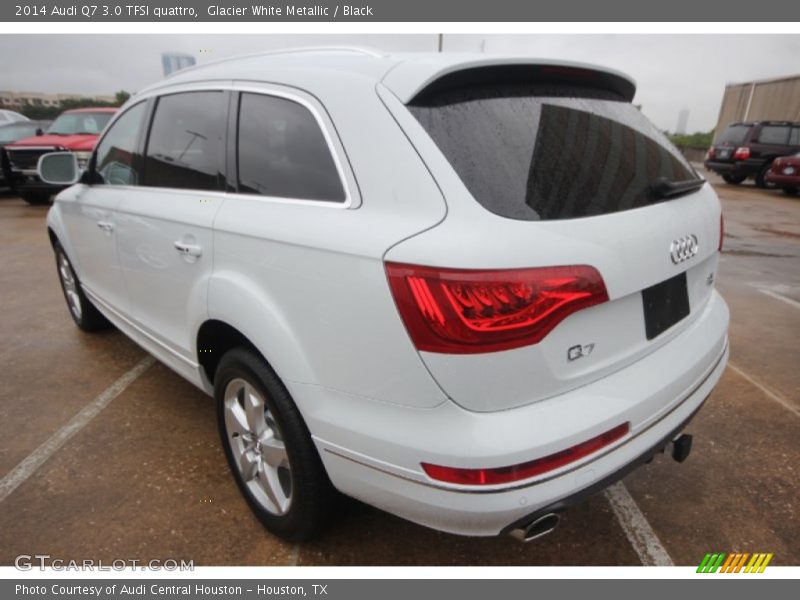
[215,348,336,541]
[54,242,112,332]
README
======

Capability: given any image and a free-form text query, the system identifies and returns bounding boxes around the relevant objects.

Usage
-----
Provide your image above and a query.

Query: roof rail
[165,46,387,79]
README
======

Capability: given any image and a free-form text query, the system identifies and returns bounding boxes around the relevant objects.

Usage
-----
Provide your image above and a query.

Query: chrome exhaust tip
[508,512,561,543]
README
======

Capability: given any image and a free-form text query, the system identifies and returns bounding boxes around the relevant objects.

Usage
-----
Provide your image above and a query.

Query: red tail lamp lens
[386,262,609,354]
[422,423,630,486]
[733,146,750,160]
[707,147,716,160]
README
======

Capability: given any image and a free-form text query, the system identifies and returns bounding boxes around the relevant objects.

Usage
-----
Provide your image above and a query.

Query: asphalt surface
[0,170,798,567]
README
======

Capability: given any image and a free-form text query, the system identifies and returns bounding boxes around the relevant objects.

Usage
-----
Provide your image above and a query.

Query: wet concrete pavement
[0,172,798,566]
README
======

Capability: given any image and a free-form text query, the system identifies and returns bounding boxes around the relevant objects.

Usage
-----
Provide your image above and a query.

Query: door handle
[96,221,114,233]
[174,241,203,258]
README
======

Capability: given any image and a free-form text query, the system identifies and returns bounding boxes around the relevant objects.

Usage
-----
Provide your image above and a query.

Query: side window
[237,92,346,202]
[790,127,800,146]
[94,103,146,186]
[143,92,226,191]
[757,125,790,145]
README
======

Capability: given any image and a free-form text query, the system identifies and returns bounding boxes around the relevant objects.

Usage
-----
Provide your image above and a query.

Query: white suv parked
[41,48,729,542]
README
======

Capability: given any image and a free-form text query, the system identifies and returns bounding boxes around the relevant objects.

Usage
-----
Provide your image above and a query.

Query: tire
[783,186,799,196]
[21,191,51,205]
[755,163,774,189]
[215,348,336,541]
[54,242,112,332]
[722,173,746,185]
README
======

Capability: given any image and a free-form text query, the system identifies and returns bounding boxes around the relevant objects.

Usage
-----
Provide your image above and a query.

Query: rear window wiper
[649,177,705,200]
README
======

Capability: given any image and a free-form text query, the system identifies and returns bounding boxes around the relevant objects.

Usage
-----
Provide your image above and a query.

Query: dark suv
[705,121,800,188]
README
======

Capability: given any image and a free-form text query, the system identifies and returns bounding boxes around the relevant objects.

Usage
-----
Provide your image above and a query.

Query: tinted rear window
[409,83,698,221]
[237,93,345,202]
[717,124,751,145]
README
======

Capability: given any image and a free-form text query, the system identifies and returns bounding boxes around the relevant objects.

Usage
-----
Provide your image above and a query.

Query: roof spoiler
[408,63,636,105]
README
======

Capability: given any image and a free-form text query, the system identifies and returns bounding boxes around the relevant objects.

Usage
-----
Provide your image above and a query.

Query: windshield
[48,112,114,135]
[409,83,699,221]
[0,125,37,143]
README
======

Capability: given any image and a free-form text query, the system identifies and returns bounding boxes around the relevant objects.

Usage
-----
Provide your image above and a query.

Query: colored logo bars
[697,552,773,573]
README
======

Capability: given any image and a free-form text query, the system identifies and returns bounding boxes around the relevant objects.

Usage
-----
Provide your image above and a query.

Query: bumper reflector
[421,422,630,486]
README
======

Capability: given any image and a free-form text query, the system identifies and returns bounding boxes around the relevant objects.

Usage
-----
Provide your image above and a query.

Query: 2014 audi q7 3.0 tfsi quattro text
[39,49,729,542]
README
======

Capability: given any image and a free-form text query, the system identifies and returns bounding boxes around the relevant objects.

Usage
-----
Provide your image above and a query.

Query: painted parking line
[728,362,800,418]
[0,356,155,504]
[758,288,800,311]
[604,482,674,566]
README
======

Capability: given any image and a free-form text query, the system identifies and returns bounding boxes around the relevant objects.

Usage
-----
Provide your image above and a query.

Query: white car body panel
[114,186,221,365]
[56,184,128,313]
[45,49,730,538]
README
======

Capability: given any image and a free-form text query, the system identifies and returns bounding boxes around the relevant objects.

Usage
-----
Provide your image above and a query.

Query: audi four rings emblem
[670,234,699,264]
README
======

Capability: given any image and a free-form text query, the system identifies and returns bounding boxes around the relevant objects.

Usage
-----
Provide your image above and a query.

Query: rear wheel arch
[196,320,261,385]
[204,273,318,388]
[196,318,312,392]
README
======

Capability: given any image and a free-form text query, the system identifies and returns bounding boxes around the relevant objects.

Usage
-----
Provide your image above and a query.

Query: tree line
[15,91,131,120]
[666,130,714,150]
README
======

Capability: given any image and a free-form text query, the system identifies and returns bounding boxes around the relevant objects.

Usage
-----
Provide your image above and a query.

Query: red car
[3,107,116,204]
[766,153,800,195]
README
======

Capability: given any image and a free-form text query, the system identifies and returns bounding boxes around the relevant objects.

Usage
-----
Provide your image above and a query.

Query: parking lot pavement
[0,178,798,566]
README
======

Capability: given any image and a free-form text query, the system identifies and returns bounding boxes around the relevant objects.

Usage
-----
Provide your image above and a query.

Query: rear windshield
[409,83,699,221]
[716,124,751,145]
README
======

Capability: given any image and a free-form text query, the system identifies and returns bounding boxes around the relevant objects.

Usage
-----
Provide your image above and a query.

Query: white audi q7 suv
[40,48,729,542]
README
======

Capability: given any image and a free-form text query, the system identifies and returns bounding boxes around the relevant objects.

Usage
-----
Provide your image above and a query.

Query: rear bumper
[303,290,729,536]
[705,159,764,178]
[500,394,707,536]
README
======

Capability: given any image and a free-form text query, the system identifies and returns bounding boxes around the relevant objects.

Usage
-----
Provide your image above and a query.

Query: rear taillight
[706,147,716,160]
[733,146,750,160]
[385,262,609,354]
[422,422,630,486]
[719,213,724,252]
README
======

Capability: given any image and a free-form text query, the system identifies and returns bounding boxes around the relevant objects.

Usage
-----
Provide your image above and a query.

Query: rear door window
[757,125,790,145]
[409,83,698,221]
[236,92,345,202]
[143,91,227,191]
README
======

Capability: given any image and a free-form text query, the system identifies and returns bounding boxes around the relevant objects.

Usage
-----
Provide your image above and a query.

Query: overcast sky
[1,34,798,132]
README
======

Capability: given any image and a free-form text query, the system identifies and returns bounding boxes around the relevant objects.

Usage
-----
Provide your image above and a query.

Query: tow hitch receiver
[671,434,693,463]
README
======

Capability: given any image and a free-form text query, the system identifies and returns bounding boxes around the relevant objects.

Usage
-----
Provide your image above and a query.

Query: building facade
[161,53,196,77]
[714,74,800,140]
[0,91,116,109]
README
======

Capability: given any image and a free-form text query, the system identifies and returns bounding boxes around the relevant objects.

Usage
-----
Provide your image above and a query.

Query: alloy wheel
[58,252,82,321]
[223,377,293,515]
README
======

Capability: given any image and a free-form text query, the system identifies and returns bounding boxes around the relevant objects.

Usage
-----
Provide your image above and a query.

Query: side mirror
[38,152,82,185]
